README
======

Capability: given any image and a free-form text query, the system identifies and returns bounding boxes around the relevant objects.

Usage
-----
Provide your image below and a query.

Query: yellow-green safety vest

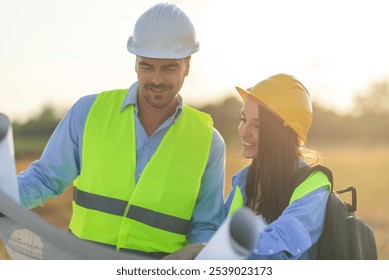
[69,89,213,254]
[227,169,331,217]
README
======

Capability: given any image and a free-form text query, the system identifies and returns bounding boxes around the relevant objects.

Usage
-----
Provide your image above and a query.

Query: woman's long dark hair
[245,103,319,223]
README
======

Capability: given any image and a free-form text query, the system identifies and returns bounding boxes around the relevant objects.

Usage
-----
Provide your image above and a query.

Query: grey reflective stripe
[68,230,167,259]
[127,205,189,235]
[119,247,168,259]
[73,188,189,235]
[73,187,127,216]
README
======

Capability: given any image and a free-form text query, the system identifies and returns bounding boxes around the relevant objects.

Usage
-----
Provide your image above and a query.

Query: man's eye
[165,66,178,71]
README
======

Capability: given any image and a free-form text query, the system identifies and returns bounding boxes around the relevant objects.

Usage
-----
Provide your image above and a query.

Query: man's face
[135,56,190,109]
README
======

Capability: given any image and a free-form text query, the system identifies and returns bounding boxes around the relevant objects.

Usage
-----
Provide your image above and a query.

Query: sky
[1,0,389,121]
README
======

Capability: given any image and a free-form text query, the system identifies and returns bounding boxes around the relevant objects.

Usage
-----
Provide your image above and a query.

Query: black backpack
[293,165,378,260]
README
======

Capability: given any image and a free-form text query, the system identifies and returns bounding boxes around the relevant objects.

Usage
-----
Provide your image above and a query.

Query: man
[17,3,226,259]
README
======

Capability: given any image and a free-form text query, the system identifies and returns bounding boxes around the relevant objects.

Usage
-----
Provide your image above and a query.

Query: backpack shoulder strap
[295,165,358,213]
[295,165,359,212]
[292,165,333,192]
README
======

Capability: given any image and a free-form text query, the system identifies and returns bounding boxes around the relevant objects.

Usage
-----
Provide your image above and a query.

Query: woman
[225,74,331,259]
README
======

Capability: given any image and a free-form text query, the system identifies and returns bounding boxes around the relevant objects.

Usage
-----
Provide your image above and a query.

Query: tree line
[12,79,389,156]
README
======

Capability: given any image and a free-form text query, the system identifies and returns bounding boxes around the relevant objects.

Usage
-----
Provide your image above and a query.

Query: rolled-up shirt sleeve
[187,129,226,244]
[250,187,329,259]
[17,95,96,209]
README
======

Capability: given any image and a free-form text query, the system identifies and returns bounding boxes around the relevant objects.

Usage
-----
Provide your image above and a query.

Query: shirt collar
[121,82,183,121]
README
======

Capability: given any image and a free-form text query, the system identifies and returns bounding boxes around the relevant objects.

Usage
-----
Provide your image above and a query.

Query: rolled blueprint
[195,207,260,260]
[0,193,153,259]
[0,113,20,204]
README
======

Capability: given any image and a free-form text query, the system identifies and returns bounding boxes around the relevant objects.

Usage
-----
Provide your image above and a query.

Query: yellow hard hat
[236,74,312,144]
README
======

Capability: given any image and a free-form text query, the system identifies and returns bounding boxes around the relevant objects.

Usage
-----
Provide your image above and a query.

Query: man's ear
[134,56,139,73]
[184,56,191,76]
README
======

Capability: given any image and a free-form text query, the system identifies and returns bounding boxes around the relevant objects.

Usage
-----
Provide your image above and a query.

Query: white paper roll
[196,207,261,260]
[0,113,20,204]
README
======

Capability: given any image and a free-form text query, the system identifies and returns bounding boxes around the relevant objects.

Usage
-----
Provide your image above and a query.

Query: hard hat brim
[235,86,249,100]
[236,86,269,110]
[127,34,200,59]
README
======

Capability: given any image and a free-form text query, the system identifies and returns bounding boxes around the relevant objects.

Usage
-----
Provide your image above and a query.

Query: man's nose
[150,70,164,85]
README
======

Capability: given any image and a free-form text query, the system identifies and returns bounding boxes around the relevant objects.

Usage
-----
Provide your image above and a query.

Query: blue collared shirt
[18,82,226,244]
[225,165,329,259]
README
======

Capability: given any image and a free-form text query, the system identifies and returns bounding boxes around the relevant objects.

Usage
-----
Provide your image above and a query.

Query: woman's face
[238,98,259,159]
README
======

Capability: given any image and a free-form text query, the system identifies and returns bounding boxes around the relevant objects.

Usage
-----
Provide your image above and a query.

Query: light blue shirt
[17,82,226,245]
[225,165,329,259]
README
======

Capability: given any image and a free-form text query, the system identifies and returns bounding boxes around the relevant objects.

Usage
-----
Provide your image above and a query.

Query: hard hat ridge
[127,3,200,59]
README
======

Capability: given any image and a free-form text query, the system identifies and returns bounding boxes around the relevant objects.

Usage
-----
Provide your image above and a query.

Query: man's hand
[162,243,206,260]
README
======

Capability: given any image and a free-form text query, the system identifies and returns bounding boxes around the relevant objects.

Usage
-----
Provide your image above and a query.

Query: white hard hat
[127,3,200,59]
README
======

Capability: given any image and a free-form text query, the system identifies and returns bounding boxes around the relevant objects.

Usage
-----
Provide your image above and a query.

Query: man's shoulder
[98,89,129,96]
[77,89,129,109]
[73,94,98,112]
[78,93,98,103]
[183,105,210,117]
[211,127,225,146]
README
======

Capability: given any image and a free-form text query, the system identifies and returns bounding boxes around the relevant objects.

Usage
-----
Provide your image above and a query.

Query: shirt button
[253,248,259,254]
[143,145,147,150]
[269,249,274,254]
[297,248,301,253]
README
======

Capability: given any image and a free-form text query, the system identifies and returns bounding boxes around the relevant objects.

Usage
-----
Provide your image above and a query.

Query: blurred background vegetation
[10,78,389,259]
[12,79,389,156]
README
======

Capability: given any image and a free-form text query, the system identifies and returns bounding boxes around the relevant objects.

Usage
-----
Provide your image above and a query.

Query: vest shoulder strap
[290,165,333,204]
[292,165,333,190]
[227,187,244,217]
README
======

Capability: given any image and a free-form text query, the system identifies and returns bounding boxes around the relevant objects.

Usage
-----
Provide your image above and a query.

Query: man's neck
[137,95,178,136]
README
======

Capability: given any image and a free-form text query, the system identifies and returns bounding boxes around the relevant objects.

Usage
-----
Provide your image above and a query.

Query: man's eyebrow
[162,63,180,68]
[138,61,152,66]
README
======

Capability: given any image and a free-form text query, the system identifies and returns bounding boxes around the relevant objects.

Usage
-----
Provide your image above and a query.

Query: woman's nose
[239,123,250,137]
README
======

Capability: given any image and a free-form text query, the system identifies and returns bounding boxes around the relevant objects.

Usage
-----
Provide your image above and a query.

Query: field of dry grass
[318,144,389,260]
[11,144,389,259]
